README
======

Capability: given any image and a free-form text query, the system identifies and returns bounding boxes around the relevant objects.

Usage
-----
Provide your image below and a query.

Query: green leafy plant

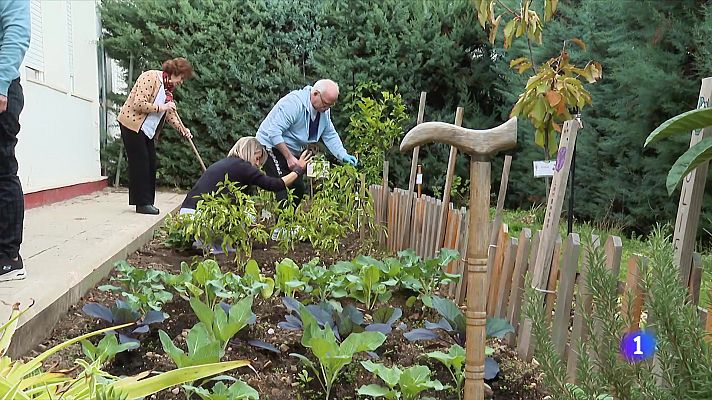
[300,259,348,302]
[240,259,275,299]
[475,0,602,157]
[82,300,166,345]
[184,379,259,400]
[404,296,513,380]
[426,344,465,400]
[81,333,138,365]
[98,260,172,313]
[166,259,235,309]
[644,106,712,194]
[159,323,223,368]
[357,360,445,400]
[342,255,399,310]
[290,306,387,399]
[0,301,250,399]
[278,297,405,340]
[189,296,256,352]
[274,258,307,297]
[344,82,408,185]
[188,178,270,266]
[398,249,461,306]
[161,212,196,251]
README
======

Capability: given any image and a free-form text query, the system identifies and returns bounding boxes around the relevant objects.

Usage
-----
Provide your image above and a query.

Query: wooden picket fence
[368,183,712,384]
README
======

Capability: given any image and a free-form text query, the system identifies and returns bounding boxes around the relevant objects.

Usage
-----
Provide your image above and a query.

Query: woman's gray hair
[227,136,266,166]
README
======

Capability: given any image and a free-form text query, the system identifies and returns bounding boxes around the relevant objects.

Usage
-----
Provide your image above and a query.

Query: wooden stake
[518,119,581,356]
[417,164,423,198]
[380,161,389,246]
[438,107,464,248]
[673,77,712,285]
[489,155,513,246]
[402,92,427,250]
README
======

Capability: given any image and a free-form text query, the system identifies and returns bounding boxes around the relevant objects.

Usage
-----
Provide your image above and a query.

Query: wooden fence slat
[380,164,389,246]
[544,235,563,321]
[394,189,403,252]
[420,197,431,258]
[387,190,397,251]
[506,228,533,348]
[495,237,518,319]
[413,197,425,255]
[566,234,601,383]
[551,233,581,359]
[428,199,439,259]
[592,235,624,340]
[487,224,509,316]
[516,230,542,360]
[621,256,646,331]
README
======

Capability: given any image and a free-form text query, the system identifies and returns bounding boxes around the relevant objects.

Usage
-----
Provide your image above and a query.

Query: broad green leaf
[486,318,515,339]
[111,360,250,398]
[159,330,189,368]
[187,323,223,366]
[399,365,444,398]
[503,19,517,49]
[261,277,275,298]
[666,136,712,194]
[340,331,387,356]
[645,107,712,147]
[361,360,401,388]
[431,297,465,335]
[357,383,393,398]
[190,297,215,330]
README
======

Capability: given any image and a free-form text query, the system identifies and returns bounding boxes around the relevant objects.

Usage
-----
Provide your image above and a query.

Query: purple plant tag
[555,147,567,172]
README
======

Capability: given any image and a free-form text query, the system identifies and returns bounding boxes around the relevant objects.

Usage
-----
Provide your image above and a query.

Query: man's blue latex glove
[343,154,358,166]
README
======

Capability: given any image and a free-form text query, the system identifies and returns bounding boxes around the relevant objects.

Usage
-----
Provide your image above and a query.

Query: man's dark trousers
[263,148,306,206]
[0,78,25,260]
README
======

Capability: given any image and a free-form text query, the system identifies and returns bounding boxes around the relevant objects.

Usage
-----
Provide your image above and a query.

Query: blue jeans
[0,78,24,259]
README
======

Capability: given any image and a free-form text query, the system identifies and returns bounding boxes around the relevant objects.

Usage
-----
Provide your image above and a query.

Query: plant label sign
[307,160,329,178]
[533,160,556,178]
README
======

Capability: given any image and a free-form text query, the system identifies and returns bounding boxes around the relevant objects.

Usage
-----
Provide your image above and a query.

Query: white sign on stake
[533,160,556,178]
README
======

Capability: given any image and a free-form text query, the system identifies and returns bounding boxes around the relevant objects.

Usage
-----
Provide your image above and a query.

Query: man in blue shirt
[0,1,30,281]
[256,79,357,205]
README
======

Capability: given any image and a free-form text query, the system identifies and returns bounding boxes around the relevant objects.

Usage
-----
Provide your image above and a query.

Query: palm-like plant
[0,302,250,399]
[644,107,712,194]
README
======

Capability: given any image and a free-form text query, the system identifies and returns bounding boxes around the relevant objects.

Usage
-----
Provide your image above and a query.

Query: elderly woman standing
[117,57,194,215]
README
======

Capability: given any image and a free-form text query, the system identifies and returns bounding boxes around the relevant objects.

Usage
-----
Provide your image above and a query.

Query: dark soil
[29,232,546,400]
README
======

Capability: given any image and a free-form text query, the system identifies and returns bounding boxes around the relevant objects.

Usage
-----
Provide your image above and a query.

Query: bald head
[311,79,339,112]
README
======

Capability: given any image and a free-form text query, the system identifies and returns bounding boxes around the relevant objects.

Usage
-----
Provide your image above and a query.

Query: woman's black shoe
[136,205,160,215]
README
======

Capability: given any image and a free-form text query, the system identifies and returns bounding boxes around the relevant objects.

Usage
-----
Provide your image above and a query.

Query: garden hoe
[400,116,517,400]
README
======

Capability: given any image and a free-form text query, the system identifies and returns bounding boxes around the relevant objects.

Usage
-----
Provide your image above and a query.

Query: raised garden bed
[28,233,546,399]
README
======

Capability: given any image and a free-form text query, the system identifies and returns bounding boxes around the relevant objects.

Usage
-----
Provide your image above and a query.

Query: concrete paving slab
[0,188,185,357]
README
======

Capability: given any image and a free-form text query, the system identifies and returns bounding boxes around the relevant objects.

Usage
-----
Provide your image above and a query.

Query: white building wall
[16,0,103,193]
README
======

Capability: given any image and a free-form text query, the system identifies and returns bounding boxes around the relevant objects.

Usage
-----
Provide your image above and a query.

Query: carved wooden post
[400,117,517,400]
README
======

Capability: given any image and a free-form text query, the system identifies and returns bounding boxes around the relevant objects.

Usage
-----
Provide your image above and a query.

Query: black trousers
[120,124,157,206]
[263,148,305,205]
[0,78,25,259]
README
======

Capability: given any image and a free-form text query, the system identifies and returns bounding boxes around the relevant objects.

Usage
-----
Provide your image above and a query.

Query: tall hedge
[101,0,499,192]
